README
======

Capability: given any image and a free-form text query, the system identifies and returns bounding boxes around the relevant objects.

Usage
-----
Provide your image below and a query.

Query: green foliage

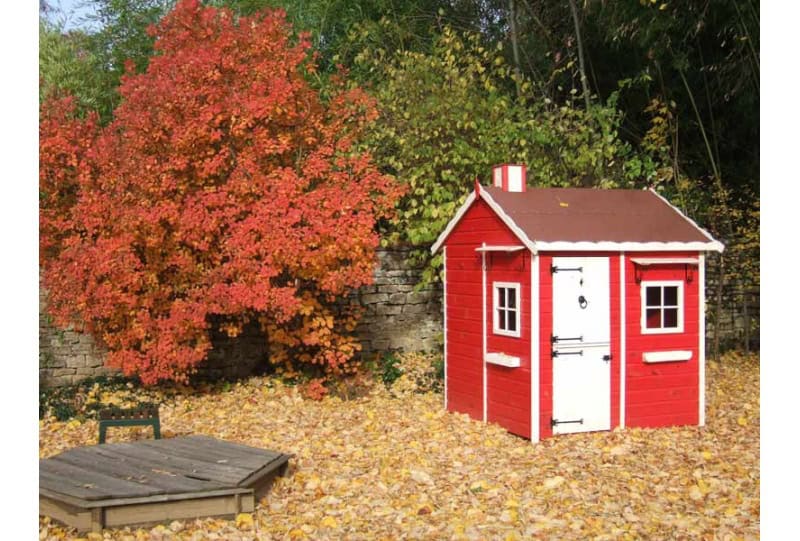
[379,353,403,386]
[38,20,112,116]
[360,27,668,282]
[39,375,135,421]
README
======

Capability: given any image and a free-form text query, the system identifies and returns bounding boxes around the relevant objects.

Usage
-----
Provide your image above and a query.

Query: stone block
[407,291,431,304]
[402,303,428,315]
[377,304,403,316]
[362,293,389,305]
[387,293,406,305]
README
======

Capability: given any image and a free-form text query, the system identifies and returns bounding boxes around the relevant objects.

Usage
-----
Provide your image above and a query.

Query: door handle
[578,295,588,309]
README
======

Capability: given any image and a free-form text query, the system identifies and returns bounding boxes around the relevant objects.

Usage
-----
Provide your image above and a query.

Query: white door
[551,257,611,434]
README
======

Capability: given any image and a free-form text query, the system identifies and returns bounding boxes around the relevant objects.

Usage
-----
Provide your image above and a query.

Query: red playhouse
[431,164,724,441]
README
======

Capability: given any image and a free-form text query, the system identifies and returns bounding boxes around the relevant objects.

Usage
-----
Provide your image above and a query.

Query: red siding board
[624,252,701,428]
[444,199,532,438]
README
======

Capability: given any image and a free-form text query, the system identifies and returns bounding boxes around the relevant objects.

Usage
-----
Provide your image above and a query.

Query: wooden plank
[39,496,92,532]
[40,471,106,501]
[94,443,251,485]
[102,493,255,531]
[178,435,283,460]
[42,485,252,510]
[238,454,291,490]
[141,436,277,461]
[138,438,271,469]
[40,461,160,500]
[55,447,224,494]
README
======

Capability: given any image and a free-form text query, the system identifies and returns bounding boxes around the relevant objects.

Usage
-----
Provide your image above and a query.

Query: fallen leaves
[39,353,760,540]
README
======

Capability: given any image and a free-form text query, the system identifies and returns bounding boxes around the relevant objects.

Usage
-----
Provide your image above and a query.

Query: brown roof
[483,185,715,245]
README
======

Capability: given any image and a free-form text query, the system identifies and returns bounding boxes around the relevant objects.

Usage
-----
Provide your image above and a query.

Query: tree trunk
[568,0,591,109]
[509,0,522,96]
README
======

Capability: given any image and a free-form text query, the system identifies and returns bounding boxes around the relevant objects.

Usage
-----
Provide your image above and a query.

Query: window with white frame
[493,282,521,337]
[641,281,684,334]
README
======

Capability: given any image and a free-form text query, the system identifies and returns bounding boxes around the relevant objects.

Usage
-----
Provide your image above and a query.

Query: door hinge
[551,265,583,274]
[551,418,584,427]
[552,349,583,359]
[551,335,583,344]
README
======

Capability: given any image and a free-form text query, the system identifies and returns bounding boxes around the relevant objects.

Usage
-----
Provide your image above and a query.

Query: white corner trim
[699,254,706,427]
[643,350,693,363]
[619,253,626,429]
[482,249,487,423]
[430,191,477,254]
[443,246,448,411]
[533,240,722,252]
[531,252,540,443]
[485,352,521,368]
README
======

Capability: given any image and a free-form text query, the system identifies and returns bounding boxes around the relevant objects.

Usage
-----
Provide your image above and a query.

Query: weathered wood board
[39,435,291,532]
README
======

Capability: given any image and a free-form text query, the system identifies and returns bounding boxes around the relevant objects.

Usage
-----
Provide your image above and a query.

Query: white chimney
[492,164,527,192]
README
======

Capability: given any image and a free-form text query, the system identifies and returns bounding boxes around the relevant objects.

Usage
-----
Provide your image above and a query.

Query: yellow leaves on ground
[40,354,759,540]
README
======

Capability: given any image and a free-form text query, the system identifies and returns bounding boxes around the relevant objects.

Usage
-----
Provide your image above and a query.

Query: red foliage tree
[39,0,402,384]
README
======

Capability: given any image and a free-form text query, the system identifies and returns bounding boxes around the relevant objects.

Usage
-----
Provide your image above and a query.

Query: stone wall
[353,248,443,358]
[39,248,443,387]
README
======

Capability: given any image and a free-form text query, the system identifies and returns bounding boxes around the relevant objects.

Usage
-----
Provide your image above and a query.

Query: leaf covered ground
[39,353,759,540]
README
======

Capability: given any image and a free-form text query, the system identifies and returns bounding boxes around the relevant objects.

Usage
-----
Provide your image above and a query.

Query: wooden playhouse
[431,164,724,441]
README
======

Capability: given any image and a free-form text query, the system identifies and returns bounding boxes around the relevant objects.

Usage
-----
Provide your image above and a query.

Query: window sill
[485,352,521,368]
[643,350,693,363]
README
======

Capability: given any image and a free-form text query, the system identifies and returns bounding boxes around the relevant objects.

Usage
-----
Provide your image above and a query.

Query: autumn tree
[39,0,402,384]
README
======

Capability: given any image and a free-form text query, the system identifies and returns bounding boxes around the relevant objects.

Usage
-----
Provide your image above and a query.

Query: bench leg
[99,423,107,444]
[152,418,161,439]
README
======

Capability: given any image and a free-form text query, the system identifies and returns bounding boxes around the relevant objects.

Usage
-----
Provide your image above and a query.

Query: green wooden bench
[98,403,161,444]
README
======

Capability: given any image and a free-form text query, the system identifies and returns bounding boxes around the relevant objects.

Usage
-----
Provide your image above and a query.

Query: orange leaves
[39,0,402,384]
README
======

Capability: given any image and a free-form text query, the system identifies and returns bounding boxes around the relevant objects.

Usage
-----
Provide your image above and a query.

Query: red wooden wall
[444,198,531,438]
[623,253,701,428]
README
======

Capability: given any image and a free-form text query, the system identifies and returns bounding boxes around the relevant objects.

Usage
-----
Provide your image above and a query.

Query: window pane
[498,287,506,308]
[663,308,678,328]
[646,286,661,307]
[508,311,517,332]
[497,309,506,330]
[664,286,678,306]
[646,309,661,328]
[508,288,516,309]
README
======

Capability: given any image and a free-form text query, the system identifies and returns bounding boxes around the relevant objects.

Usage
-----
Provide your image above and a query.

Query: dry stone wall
[352,248,443,358]
[39,248,443,387]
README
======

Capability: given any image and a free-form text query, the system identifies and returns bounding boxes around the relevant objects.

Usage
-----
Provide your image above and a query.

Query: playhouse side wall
[444,199,531,436]
[623,252,701,428]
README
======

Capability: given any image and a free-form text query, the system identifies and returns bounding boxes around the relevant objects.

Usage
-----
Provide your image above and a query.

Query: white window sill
[485,352,521,368]
[643,350,693,363]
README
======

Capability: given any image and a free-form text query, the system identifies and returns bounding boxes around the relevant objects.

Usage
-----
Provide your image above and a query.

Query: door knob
[578,295,588,309]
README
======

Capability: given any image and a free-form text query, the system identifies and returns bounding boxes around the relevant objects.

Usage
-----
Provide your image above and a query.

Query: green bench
[98,403,161,444]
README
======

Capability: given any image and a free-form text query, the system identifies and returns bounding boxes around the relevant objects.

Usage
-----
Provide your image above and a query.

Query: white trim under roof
[630,257,700,266]
[431,188,537,254]
[475,245,525,252]
[533,241,722,252]
[648,188,725,251]
[430,191,478,254]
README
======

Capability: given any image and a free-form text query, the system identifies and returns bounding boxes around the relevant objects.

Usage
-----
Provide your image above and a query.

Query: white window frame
[640,280,684,334]
[493,281,521,338]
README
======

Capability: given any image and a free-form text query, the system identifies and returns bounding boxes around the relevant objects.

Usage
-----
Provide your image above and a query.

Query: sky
[44,0,101,31]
